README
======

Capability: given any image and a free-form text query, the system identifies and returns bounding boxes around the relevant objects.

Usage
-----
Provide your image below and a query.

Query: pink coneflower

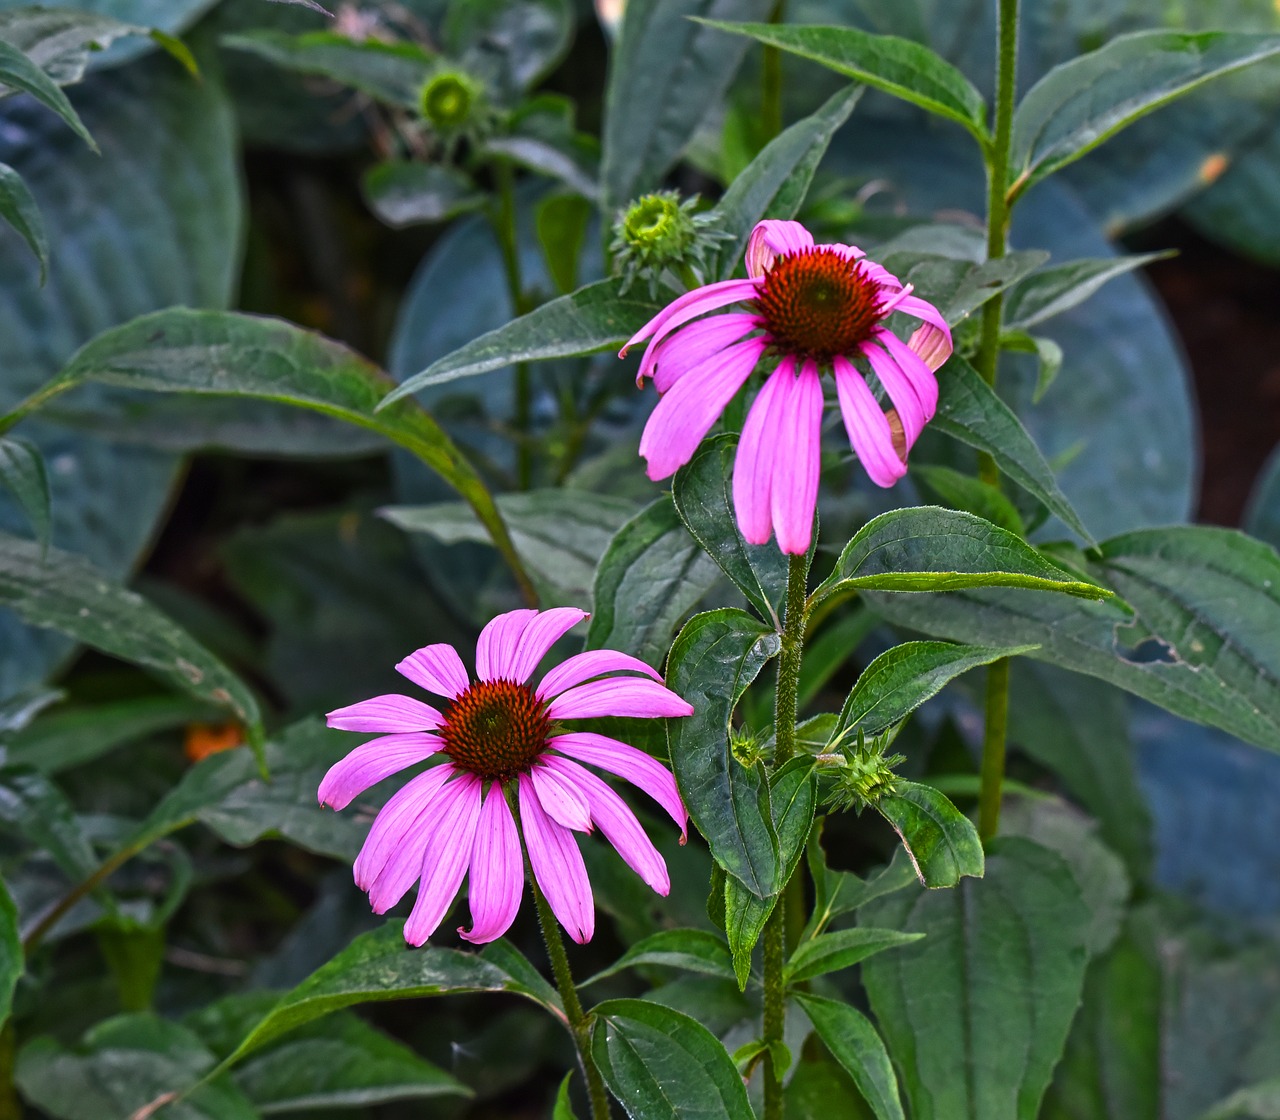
[622,219,953,554]
[318,607,692,946]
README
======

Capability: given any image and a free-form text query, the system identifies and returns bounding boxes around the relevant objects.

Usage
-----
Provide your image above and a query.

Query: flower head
[319,607,692,946]
[621,219,953,554]
[417,66,490,144]
[610,191,730,297]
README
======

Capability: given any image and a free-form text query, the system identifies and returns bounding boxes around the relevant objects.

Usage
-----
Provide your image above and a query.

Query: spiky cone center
[621,193,688,256]
[420,71,479,129]
[756,247,884,362]
[440,679,552,782]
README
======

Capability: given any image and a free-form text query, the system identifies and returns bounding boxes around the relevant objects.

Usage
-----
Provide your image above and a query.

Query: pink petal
[649,312,761,392]
[505,608,589,684]
[459,784,523,944]
[894,294,953,360]
[547,677,694,721]
[861,337,928,445]
[544,757,670,894]
[519,774,594,943]
[746,220,814,278]
[318,732,447,810]
[326,694,444,733]
[907,322,954,374]
[396,643,470,700]
[353,764,455,898]
[530,763,593,831]
[732,357,796,546]
[833,356,907,488]
[620,278,759,371]
[403,773,484,945]
[638,336,768,480]
[876,327,939,422]
[548,732,687,838]
[771,360,824,556]
[476,609,538,682]
[535,650,662,701]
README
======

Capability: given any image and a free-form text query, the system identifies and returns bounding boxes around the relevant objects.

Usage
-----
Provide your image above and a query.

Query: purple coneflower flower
[622,219,953,554]
[319,607,692,946]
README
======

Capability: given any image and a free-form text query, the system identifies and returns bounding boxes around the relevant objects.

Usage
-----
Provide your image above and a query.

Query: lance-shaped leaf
[699,20,988,144]
[875,780,984,889]
[784,927,923,986]
[0,766,98,881]
[1003,252,1171,330]
[665,609,781,897]
[887,250,1049,327]
[794,993,904,1120]
[812,507,1110,605]
[0,39,92,148]
[3,308,535,604]
[0,436,49,549]
[0,878,19,1025]
[362,162,485,228]
[585,929,734,986]
[0,161,45,276]
[1010,31,1280,198]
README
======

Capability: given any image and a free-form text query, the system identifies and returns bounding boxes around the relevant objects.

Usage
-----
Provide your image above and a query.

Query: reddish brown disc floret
[440,679,552,782]
[755,247,884,362]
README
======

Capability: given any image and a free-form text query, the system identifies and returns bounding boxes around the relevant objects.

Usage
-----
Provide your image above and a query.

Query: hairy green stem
[0,1023,20,1120]
[491,158,534,490]
[760,0,787,142]
[762,550,808,1119]
[978,657,1011,841]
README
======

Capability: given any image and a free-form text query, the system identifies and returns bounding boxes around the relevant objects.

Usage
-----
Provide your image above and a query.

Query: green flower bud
[610,190,730,296]
[820,728,905,814]
[418,68,484,133]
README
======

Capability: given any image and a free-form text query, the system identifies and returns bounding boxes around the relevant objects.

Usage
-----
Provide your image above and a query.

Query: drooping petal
[875,327,939,422]
[648,312,761,392]
[326,694,444,733]
[861,337,928,446]
[548,731,687,838]
[548,677,694,721]
[475,609,538,682]
[544,757,670,894]
[504,608,589,684]
[318,732,447,810]
[396,643,470,700]
[732,356,794,545]
[519,774,594,943]
[771,359,824,555]
[895,295,954,371]
[353,764,455,897]
[620,277,760,368]
[746,219,814,277]
[638,336,768,480]
[459,784,523,944]
[833,356,908,488]
[529,763,593,831]
[403,773,484,945]
[535,650,662,701]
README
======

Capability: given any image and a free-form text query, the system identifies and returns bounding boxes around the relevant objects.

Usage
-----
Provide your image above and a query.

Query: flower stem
[762,550,808,1120]
[977,657,1011,841]
[760,0,787,143]
[531,875,611,1120]
[491,157,534,490]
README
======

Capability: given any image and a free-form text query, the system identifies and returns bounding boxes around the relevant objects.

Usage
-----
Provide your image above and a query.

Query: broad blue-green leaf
[0,878,19,1024]
[483,95,600,201]
[0,40,92,146]
[600,0,773,211]
[861,838,1091,1120]
[361,161,485,228]
[705,17,987,140]
[585,929,734,986]
[665,608,780,897]
[0,0,216,69]
[0,436,48,548]
[785,927,922,985]
[0,161,44,276]
[590,998,755,1120]
[586,497,721,668]
[1245,443,1280,550]
[1010,31,1280,196]
[875,779,984,888]
[707,85,861,279]
[795,993,904,1120]
[443,0,572,95]
[0,686,61,735]
[812,507,1109,604]
[1201,1081,1280,1120]
[1002,252,1171,330]
[837,640,1038,738]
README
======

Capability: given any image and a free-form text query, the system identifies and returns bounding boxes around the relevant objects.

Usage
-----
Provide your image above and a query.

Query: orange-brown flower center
[441,679,552,782]
[755,247,883,362]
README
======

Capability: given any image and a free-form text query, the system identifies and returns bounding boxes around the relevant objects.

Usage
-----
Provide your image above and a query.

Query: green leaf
[586,497,721,668]
[0,686,61,735]
[860,838,1092,1120]
[537,193,591,295]
[0,436,49,549]
[665,608,781,897]
[590,998,755,1120]
[673,435,795,624]
[707,85,861,280]
[483,95,600,201]
[803,835,917,941]
[223,924,559,1066]
[912,464,1025,536]
[1201,1080,1280,1120]
[785,927,923,985]
[381,489,637,609]
[600,0,773,210]
[875,779,984,888]
[794,993,904,1120]
[812,507,1110,604]
[886,250,1049,327]
[5,308,535,605]
[1000,330,1064,404]
[699,20,988,144]
[384,278,662,402]
[585,929,734,986]
[1010,31,1280,196]
[0,7,191,84]
[0,161,45,277]
[0,531,262,744]
[837,640,1039,738]
[797,606,879,710]
[933,355,1094,544]
[0,39,92,148]
[1002,253,1172,330]
[0,877,21,1025]
[0,765,98,880]
[361,161,486,228]
[554,1072,581,1119]
[222,29,436,108]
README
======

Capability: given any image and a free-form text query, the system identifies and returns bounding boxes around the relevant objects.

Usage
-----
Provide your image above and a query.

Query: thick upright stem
[760,0,787,142]
[492,158,534,490]
[978,657,1011,841]
[762,550,808,1120]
